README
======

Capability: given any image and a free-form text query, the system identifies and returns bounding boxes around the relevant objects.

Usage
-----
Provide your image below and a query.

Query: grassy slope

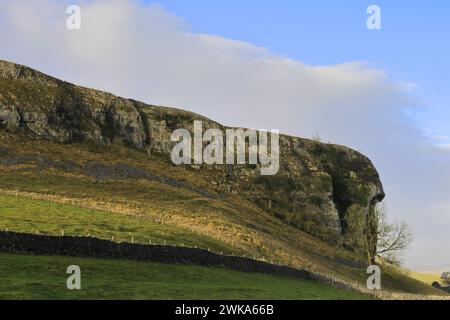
[0,133,441,295]
[0,193,234,253]
[0,253,369,300]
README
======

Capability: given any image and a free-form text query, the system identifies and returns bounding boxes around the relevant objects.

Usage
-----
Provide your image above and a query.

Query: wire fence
[2,188,285,263]
[2,189,449,300]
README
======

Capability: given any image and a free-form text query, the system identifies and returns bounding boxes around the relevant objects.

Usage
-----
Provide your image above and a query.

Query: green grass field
[0,253,369,300]
[0,193,372,300]
[0,193,234,254]
[0,193,442,296]
[0,135,443,296]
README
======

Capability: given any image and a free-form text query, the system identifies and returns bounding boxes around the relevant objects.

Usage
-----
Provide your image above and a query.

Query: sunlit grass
[0,193,234,253]
[0,253,370,300]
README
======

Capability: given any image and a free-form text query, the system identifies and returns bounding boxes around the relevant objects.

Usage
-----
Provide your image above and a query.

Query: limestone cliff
[0,60,385,248]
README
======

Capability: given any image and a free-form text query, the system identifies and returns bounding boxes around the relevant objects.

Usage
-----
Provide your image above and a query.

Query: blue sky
[152,0,450,144]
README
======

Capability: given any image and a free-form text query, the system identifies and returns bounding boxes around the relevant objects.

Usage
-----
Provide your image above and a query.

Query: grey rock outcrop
[0,60,385,247]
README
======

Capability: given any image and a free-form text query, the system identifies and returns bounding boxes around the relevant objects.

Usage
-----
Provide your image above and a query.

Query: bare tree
[367,204,413,265]
[312,132,322,142]
[441,272,450,286]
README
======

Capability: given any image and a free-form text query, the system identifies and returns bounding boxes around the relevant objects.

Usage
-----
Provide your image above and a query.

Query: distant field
[410,272,442,285]
[0,253,369,300]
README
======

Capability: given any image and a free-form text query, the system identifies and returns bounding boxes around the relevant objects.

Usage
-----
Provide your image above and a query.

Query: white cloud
[0,0,449,269]
[439,144,450,151]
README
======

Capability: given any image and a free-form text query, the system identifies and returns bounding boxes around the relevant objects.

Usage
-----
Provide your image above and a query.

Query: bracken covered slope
[0,60,384,249]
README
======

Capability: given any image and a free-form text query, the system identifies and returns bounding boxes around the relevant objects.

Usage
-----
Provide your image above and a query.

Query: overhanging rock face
[0,60,385,248]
